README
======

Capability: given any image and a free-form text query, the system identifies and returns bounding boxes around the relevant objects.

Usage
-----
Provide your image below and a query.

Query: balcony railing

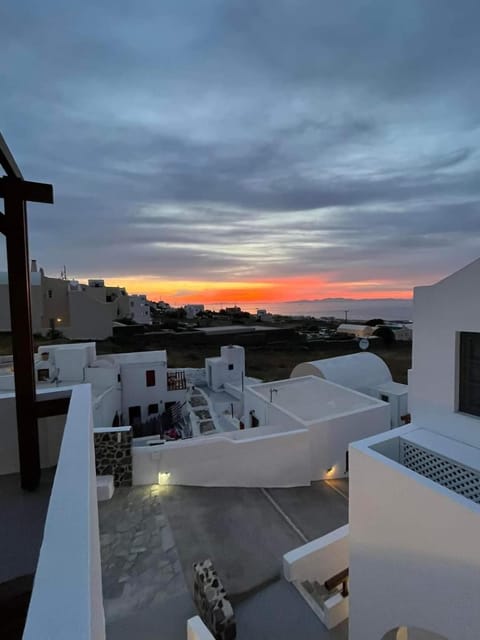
[167,370,187,391]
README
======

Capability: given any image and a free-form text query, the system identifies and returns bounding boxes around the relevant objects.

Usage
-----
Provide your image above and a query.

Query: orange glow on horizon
[95,274,413,305]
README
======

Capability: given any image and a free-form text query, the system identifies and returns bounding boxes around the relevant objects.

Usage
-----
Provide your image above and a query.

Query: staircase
[294,579,347,629]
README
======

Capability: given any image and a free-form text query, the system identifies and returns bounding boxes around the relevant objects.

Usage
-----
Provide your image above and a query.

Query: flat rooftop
[251,375,385,423]
[199,325,279,334]
[110,350,167,364]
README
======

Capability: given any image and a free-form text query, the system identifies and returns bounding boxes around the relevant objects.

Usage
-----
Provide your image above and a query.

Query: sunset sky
[2,1,480,304]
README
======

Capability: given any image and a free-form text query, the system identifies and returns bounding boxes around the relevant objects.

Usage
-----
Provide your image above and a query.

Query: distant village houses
[0,261,152,340]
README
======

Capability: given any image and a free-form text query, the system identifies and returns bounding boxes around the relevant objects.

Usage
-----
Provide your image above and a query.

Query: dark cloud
[2,0,480,292]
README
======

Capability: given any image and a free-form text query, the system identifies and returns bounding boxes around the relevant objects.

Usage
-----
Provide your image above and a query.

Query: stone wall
[193,559,236,640]
[94,427,132,487]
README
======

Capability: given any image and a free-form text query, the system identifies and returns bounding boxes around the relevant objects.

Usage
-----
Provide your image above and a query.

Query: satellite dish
[359,338,370,350]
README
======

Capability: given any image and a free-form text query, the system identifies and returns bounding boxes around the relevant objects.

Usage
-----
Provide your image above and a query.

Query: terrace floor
[99,479,349,640]
[0,468,55,639]
[0,468,55,584]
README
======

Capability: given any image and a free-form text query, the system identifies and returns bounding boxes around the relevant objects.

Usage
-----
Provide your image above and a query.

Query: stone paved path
[98,485,190,624]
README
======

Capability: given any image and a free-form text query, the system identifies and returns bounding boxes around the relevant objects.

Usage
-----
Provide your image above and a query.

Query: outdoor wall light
[326,466,335,475]
[158,471,171,485]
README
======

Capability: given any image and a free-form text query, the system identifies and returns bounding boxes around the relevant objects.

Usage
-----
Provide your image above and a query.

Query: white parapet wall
[283,524,349,584]
[24,384,105,640]
[0,387,72,476]
[283,525,349,630]
[349,433,480,640]
[187,616,215,640]
[132,426,311,487]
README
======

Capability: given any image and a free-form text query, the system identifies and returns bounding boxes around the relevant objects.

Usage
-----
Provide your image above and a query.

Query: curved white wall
[291,352,392,395]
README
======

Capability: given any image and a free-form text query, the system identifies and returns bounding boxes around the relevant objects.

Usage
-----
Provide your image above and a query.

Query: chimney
[31,259,38,273]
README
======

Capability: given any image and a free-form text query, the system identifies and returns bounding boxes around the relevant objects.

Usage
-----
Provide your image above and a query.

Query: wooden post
[4,189,39,490]
[0,159,54,490]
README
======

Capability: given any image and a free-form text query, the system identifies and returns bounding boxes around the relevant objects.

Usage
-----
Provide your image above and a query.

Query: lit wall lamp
[326,466,335,475]
[158,472,171,485]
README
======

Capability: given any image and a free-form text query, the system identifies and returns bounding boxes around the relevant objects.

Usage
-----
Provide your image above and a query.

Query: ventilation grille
[400,440,480,504]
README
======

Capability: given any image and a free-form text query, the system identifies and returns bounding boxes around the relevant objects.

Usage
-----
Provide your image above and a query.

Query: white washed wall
[349,439,480,640]
[0,392,69,475]
[133,428,311,487]
[283,525,349,584]
[308,404,389,480]
[24,384,105,640]
[410,259,480,447]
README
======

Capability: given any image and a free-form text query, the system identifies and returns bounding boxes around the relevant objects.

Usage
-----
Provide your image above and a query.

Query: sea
[206,299,413,323]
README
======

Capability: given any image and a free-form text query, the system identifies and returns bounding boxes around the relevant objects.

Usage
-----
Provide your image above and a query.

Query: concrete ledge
[96,475,114,501]
[187,616,216,640]
[283,524,349,583]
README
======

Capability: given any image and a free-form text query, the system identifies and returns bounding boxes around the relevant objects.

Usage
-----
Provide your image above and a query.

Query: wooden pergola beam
[0,177,54,204]
[0,131,23,179]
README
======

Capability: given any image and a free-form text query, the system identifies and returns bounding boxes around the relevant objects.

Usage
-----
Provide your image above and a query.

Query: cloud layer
[2,0,480,300]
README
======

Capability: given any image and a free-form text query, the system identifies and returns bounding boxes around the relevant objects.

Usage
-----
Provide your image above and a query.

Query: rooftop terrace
[250,376,385,423]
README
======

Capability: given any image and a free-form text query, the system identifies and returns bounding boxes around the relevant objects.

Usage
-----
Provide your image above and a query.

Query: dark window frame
[148,403,159,415]
[146,369,156,387]
[459,332,480,417]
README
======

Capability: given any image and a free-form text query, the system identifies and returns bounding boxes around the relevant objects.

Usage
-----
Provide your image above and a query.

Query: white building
[388,323,413,342]
[205,345,246,392]
[291,353,409,428]
[348,258,480,640]
[243,376,390,481]
[283,258,480,640]
[0,343,190,478]
[336,323,375,338]
[109,350,186,425]
[129,294,152,325]
[184,304,205,319]
[0,265,140,340]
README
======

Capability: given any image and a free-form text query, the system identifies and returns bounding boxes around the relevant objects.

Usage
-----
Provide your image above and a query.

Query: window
[47,289,52,298]
[117,374,121,383]
[228,364,234,370]
[37,369,49,382]
[148,403,159,415]
[146,369,156,387]
[380,394,389,403]
[459,332,480,417]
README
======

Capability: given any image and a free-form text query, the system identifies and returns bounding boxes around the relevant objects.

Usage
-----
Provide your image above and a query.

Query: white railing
[24,384,105,640]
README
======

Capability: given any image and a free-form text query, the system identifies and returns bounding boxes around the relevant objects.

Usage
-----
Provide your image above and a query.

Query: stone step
[301,580,341,610]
